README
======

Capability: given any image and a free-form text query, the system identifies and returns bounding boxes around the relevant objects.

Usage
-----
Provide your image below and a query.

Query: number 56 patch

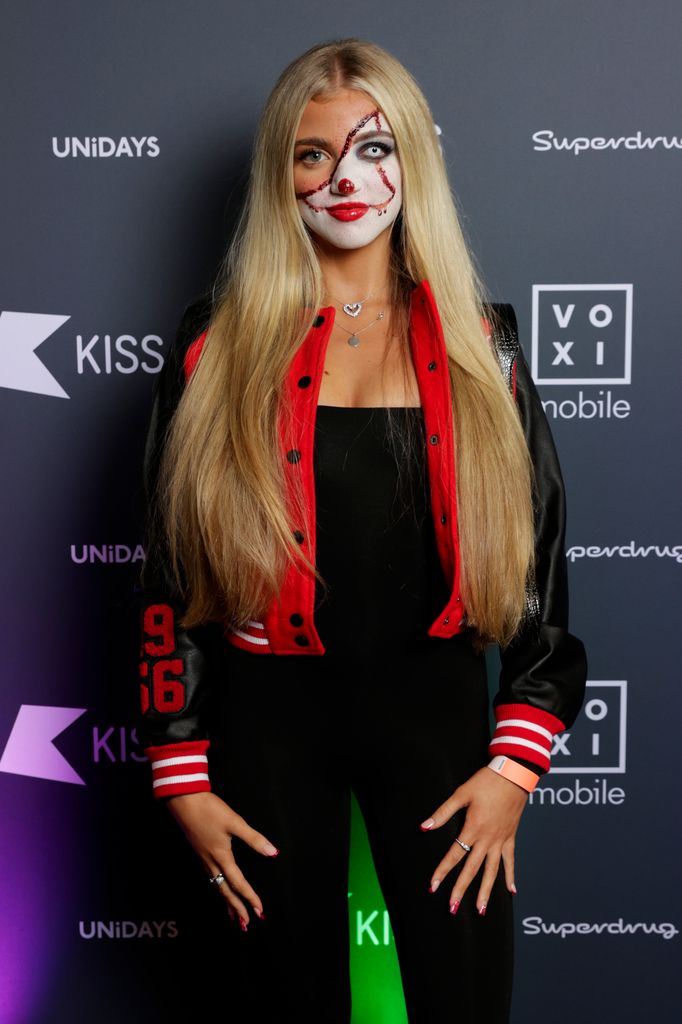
[138,602,186,714]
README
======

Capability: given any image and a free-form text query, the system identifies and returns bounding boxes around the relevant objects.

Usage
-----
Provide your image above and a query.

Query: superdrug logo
[52,137,160,158]
[522,915,678,940]
[532,130,682,156]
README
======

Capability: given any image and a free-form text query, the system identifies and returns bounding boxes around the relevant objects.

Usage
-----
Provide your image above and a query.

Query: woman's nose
[331,176,356,196]
[336,177,355,195]
[329,150,358,195]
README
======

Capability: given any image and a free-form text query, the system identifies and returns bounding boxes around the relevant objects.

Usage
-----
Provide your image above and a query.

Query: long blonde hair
[153,37,536,650]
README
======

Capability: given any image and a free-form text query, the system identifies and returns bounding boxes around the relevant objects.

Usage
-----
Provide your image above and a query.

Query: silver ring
[454,836,472,853]
[209,872,226,886]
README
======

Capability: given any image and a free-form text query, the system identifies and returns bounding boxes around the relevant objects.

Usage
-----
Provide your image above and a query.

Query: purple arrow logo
[0,310,71,397]
[0,705,87,785]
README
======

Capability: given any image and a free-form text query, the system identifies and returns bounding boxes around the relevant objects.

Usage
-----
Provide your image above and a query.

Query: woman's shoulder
[480,302,520,395]
[175,292,214,349]
[171,292,215,384]
[480,301,518,345]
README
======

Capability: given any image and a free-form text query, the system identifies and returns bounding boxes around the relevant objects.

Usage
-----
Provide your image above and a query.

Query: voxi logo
[531,284,633,385]
[550,680,627,774]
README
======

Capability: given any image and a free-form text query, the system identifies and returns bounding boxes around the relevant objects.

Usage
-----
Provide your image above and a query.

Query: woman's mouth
[326,203,369,221]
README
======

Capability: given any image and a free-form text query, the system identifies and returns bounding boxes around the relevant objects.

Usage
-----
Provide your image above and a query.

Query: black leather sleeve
[134,296,219,756]
[488,305,588,778]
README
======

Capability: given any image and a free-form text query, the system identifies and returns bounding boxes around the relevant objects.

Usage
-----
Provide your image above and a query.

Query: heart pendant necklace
[323,287,388,346]
[342,301,363,317]
[328,288,374,318]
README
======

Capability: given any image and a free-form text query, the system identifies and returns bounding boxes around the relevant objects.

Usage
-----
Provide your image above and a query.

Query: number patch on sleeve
[138,602,187,714]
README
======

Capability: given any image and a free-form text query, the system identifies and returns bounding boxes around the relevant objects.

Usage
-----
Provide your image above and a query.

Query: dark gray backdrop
[1,1,680,1021]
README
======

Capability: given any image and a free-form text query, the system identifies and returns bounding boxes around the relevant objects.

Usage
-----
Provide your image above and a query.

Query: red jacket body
[135,279,587,798]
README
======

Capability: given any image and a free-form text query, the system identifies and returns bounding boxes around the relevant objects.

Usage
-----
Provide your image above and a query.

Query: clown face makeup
[293,90,402,251]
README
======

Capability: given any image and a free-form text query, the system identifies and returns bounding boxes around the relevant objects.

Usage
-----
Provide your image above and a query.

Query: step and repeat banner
[1,2,679,1021]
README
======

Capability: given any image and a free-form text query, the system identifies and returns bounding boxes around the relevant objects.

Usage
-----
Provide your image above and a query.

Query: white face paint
[293,100,402,251]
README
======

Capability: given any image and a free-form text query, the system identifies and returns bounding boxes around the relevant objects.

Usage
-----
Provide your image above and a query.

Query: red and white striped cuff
[488,703,566,772]
[144,739,212,799]
[224,619,273,653]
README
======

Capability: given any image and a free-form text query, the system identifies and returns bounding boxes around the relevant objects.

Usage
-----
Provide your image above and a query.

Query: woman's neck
[313,232,393,304]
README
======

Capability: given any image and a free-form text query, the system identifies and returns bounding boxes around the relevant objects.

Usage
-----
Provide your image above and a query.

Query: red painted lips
[327,202,369,221]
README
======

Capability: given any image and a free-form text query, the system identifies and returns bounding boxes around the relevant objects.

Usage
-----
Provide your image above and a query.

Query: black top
[313,404,451,663]
[312,403,553,777]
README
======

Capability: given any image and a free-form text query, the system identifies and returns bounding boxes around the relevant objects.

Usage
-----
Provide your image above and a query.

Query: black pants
[205,634,514,1023]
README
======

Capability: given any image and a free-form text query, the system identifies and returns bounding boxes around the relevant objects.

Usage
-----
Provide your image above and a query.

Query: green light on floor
[348,791,408,1024]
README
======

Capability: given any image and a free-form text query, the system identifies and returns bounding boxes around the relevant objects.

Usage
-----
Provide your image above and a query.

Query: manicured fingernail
[255,907,265,920]
[478,903,487,916]
[420,818,434,830]
[510,883,517,894]
[239,917,248,931]
[264,843,279,856]
[449,899,460,915]
[428,878,441,893]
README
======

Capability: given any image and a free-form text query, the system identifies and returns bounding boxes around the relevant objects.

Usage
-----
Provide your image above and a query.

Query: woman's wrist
[487,754,539,793]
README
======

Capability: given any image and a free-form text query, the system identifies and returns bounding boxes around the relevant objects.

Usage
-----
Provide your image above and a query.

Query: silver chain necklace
[326,287,386,347]
[334,310,385,348]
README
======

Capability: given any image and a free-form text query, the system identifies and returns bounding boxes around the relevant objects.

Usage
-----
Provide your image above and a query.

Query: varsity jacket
[134,278,587,799]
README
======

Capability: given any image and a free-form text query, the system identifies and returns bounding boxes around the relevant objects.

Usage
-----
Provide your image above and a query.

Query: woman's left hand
[419,765,530,915]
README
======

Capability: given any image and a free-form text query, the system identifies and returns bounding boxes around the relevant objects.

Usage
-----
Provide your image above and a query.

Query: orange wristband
[487,754,540,793]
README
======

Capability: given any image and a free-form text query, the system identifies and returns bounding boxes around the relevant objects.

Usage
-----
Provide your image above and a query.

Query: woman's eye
[361,142,394,159]
[297,142,394,165]
[298,148,325,164]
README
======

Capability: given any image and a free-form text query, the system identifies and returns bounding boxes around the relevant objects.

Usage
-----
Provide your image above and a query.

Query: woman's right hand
[164,791,279,929]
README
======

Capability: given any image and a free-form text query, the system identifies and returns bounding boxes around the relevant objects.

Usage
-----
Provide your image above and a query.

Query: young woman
[135,37,587,1023]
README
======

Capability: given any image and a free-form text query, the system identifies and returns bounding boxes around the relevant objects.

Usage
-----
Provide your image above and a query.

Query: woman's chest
[316,327,420,408]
